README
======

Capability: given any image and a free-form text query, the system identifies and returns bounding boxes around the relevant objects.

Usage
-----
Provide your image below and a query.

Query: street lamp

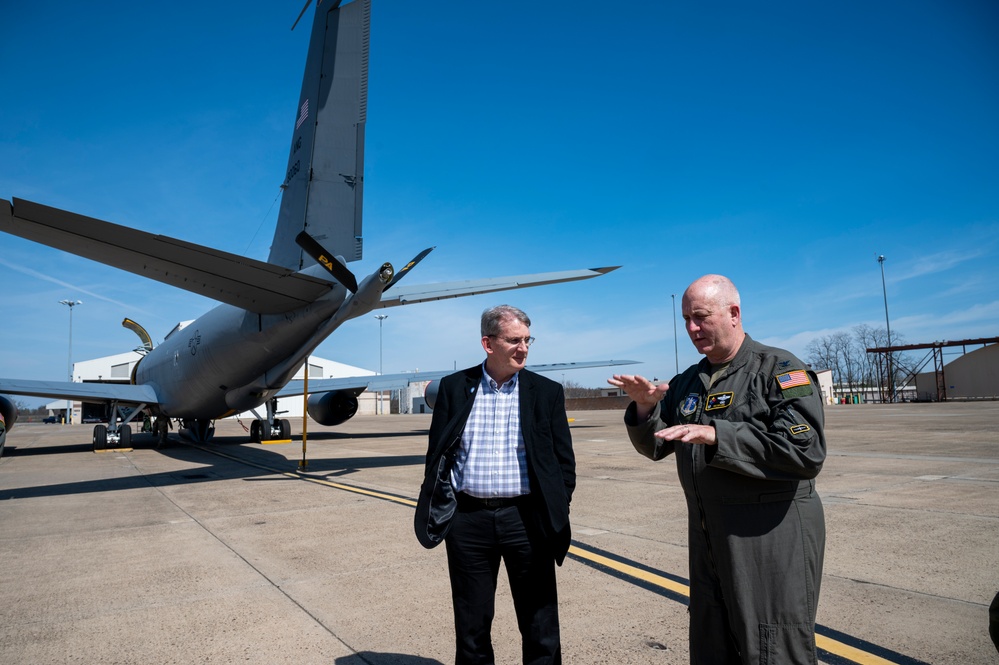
[374,314,388,414]
[877,255,894,403]
[671,294,679,375]
[59,299,82,424]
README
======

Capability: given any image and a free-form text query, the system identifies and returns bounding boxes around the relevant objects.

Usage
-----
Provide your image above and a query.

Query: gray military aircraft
[0,0,629,450]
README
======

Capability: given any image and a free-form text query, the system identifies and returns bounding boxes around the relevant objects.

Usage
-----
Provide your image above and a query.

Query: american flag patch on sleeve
[776,370,810,390]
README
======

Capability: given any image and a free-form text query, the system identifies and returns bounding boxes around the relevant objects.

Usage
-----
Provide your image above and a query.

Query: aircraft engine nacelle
[424,380,441,411]
[0,394,19,432]
[306,390,359,426]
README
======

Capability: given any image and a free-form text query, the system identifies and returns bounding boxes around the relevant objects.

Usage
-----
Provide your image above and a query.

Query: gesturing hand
[608,374,669,420]
[653,423,717,446]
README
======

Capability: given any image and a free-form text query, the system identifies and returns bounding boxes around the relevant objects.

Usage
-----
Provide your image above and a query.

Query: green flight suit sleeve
[710,366,826,480]
[624,400,674,461]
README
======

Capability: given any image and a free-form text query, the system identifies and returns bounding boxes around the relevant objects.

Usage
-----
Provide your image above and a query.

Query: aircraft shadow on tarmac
[3,442,94,457]
[335,654,443,665]
[0,432,426,501]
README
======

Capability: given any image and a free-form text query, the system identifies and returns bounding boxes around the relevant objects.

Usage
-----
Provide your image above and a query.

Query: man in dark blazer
[415,305,575,665]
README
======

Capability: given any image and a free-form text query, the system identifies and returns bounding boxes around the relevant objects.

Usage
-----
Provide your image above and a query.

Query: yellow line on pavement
[295,472,417,507]
[568,545,690,597]
[815,635,901,665]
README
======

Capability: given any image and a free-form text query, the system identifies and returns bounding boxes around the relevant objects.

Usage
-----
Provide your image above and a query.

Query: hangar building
[913,342,999,401]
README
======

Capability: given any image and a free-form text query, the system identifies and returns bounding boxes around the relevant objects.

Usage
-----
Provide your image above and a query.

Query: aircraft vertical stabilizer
[269,0,369,270]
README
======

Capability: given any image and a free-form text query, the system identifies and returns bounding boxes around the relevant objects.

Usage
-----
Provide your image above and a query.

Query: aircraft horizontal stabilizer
[1,198,335,314]
[379,266,621,307]
[0,378,159,405]
[277,371,450,398]
[514,359,640,374]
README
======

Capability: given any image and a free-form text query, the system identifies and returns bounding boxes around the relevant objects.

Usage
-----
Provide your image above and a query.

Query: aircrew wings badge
[776,369,813,397]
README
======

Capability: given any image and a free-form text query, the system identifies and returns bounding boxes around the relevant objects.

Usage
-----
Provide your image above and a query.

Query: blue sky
[2,0,998,402]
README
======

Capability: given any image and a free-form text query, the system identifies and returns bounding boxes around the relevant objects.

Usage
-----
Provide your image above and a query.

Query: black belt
[456,492,529,510]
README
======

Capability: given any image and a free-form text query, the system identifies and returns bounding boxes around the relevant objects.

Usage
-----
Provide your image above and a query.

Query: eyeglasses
[489,335,535,348]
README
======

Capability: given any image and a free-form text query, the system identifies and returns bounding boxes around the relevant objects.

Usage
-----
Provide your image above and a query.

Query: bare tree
[562,378,602,399]
[809,325,917,401]
[806,336,840,381]
[832,331,862,392]
[853,324,886,388]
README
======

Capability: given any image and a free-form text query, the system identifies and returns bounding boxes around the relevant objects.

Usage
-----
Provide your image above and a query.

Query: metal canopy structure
[866,337,999,402]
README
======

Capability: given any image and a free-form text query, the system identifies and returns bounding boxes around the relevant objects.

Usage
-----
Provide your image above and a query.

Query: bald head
[681,274,745,363]
[684,274,741,309]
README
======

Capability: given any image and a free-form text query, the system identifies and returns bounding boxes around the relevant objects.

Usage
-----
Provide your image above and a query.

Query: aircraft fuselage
[134,283,347,420]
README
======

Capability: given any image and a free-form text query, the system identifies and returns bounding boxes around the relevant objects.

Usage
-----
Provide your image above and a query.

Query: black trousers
[444,497,561,665]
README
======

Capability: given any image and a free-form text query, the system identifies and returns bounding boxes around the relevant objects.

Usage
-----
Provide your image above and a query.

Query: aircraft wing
[276,371,449,398]
[378,266,620,307]
[275,359,639,398]
[0,378,160,404]
[1,198,334,314]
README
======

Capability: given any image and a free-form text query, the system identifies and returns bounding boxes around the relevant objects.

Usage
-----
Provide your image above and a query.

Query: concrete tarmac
[1,402,997,664]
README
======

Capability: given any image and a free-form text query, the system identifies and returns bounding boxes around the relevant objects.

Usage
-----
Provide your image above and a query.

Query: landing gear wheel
[93,425,107,451]
[250,420,262,443]
[279,419,291,440]
[119,425,131,448]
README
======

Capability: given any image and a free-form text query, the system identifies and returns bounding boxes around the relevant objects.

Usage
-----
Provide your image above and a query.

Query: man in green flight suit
[609,274,826,664]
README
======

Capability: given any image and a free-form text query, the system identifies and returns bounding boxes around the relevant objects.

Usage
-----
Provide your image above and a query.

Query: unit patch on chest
[705,392,734,411]
[680,394,700,417]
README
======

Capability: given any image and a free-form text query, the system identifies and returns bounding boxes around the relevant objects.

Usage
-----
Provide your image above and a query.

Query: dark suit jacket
[414,365,576,564]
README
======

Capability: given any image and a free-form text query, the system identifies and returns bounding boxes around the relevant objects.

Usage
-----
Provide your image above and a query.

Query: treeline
[9,399,42,414]
[804,324,916,392]
[562,379,606,398]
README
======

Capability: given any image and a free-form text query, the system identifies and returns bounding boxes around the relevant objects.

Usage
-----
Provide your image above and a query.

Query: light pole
[374,314,388,414]
[877,255,894,403]
[671,293,679,375]
[59,299,82,424]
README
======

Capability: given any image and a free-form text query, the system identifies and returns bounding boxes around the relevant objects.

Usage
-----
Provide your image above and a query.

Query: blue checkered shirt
[450,362,530,499]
